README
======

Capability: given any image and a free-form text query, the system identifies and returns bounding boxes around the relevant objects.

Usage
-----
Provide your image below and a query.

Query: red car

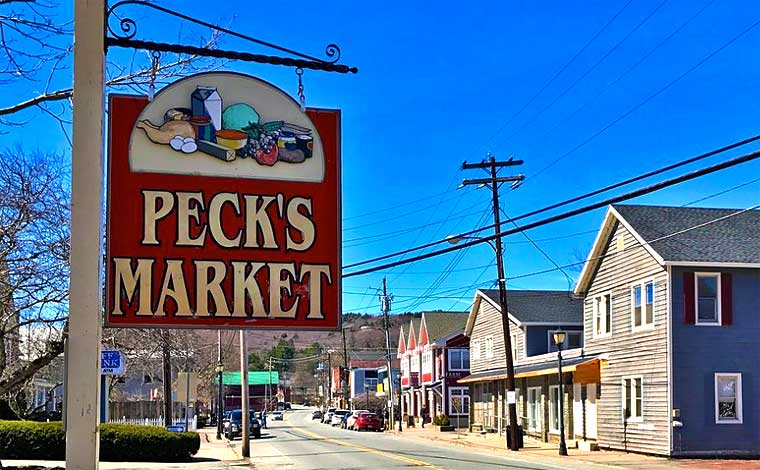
[353,412,381,432]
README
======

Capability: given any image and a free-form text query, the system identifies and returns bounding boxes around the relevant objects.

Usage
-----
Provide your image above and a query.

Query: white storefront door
[573,383,598,439]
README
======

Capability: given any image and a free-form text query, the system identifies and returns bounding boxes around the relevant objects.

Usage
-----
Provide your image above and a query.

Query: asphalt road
[228,408,569,470]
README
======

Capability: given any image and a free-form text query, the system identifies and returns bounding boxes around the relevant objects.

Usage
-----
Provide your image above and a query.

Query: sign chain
[148,51,160,101]
[296,67,306,111]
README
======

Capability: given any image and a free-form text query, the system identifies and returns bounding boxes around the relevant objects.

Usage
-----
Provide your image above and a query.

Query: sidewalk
[393,425,760,470]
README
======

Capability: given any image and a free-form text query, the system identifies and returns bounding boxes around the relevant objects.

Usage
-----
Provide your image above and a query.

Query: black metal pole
[342,327,349,410]
[216,331,223,440]
[397,375,403,432]
[557,344,568,456]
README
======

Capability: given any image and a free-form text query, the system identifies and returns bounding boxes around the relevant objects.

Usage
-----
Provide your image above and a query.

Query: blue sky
[3,0,760,314]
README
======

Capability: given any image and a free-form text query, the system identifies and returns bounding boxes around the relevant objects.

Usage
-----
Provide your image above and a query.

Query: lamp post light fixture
[552,331,568,456]
[215,361,225,440]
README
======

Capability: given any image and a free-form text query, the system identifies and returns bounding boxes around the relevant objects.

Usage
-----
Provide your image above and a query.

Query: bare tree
[0,0,224,407]
[0,150,69,397]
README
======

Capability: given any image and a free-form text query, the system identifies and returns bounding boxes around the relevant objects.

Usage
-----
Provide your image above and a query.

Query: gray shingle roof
[481,289,582,324]
[613,204,760,263]
[421,311,468,343]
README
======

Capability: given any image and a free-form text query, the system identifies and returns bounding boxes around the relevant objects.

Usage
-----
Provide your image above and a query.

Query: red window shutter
[721,273,733,326]
[683,272,695,324]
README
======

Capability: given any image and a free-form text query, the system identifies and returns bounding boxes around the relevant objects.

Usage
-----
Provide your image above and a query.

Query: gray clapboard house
[574,204,760,456]
[460,289,587,443]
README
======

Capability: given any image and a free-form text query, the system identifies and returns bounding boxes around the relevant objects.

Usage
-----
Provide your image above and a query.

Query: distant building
[217,370,283,411]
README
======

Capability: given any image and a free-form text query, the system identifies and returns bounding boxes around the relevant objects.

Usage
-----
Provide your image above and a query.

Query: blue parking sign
[101,350,125,375]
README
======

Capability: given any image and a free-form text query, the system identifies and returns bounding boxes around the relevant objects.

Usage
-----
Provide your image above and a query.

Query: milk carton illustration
[191,87,222,140]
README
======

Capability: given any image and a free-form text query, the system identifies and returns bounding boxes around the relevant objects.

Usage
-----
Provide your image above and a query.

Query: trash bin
[505,425,524,449]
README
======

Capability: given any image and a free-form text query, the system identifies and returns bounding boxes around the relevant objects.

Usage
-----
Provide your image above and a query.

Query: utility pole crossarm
[462,158,524,170]
[461,175,525,186]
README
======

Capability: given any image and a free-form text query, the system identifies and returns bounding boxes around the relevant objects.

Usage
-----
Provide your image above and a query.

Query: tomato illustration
[255,145,278,166]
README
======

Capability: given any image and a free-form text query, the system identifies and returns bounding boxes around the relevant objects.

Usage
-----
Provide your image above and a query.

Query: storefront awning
[457,356,601,384]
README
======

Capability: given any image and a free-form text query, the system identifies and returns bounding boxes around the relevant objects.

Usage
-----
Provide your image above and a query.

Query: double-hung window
[472,340,481,360]
[448,349,470,371]
[485,336,494,359]
[449,387,470,416]
[593,293,612,337]
[548,331,582,352]
[631,281,654,330]
[622,376,643,422]
[715,373,742,424]
[697,273,721,325]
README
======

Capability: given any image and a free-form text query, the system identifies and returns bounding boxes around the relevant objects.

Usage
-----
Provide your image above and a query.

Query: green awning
[215,371,279,386]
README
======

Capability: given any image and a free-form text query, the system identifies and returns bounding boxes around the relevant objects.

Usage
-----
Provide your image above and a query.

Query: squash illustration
[136,120,195,145]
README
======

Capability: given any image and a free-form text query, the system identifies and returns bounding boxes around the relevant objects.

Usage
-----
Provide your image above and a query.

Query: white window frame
[547,330,582,352]
[622,375,643,423]
[472,340,481,360]
[448,387,470,416]
[715,373,742,424]
[411,354,420,373]
[696,273,722,326]
[422,351,433,378]
[527,386,542,432]
[548,385,560,434]
[630,280,655,332]
[510,332,519,361]
[485,336,494,359]
[592,292,612,338]
[448,349,469,371]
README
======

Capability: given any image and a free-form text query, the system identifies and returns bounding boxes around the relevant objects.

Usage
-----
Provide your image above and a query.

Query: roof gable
[407,320,417,351]
[574,204,760,296]
[421,311,468,342]
[418,316,429,346]
[396,325,407,356]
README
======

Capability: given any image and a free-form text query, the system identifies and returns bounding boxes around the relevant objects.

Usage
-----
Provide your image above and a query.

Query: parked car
[353,412,382,432]
[272,411,284,421]
[330,409,350,426]
[344,410,369,429]
[311,410,323,420]
[284,402,292,410]
[224,409,262,439]
[322,407,336,424]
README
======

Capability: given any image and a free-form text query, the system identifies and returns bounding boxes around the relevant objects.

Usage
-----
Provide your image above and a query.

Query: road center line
[292,427,443,469]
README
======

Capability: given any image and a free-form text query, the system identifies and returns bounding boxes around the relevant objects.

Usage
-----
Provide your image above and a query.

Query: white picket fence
[108,415,197,431]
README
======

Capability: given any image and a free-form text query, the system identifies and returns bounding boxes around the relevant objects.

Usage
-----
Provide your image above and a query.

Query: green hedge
[0,421,200,462]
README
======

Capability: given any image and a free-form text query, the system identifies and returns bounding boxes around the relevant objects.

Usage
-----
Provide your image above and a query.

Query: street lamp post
[216,361,224,440]
[552,331,568,456]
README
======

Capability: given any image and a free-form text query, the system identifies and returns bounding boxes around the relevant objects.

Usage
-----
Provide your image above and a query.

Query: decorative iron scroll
[105,0,358,74]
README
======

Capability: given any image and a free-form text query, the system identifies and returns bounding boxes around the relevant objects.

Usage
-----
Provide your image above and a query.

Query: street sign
[100,350,125,375]
[166,424,186,433]
[105,72,341,330]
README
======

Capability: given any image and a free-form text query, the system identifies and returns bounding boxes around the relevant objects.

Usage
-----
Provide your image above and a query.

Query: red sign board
[106,72,340,329]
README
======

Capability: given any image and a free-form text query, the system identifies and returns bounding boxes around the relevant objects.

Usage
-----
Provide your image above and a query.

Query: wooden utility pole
[66,0,105,467]
[380,277,395,430]
[462,155,524,451]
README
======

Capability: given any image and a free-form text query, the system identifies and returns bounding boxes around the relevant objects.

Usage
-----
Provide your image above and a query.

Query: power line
[518,0,716,155]
[504,203,760,283]
[342,133,760,270]
[342,148,760,278]
[342,185,471,222]
[501,0,670,145]
[485,0,635,146]
[526,15,760,182]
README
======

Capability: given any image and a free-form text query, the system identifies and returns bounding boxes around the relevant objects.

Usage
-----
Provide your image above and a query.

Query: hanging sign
[106,72,341,329]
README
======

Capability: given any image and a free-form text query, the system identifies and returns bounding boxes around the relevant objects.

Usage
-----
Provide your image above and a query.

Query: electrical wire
[485,0,635,146]
[500,0,671,146]
[342,133,760,270]
[526,15,760,182]
[519,0,716,155]
[343,148,760,278]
